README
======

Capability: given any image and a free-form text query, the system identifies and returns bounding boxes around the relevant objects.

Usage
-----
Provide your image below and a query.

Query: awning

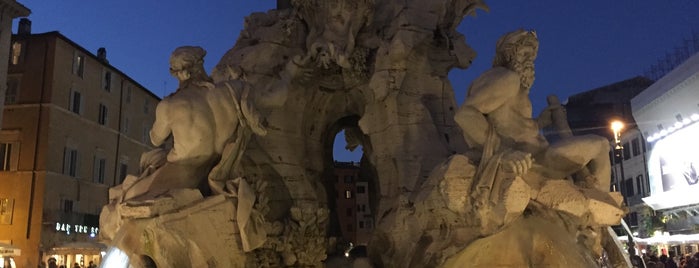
[618,233,699,245]
[47,241,106,255]
[0,243,21,257]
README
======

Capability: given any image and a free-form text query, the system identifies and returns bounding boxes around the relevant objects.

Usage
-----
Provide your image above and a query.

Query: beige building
[0,25,159,267]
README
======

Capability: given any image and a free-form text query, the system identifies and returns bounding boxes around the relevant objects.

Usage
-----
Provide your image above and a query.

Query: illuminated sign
[644,122,699,210]
[0,246,20,257]
[55,222,99,237]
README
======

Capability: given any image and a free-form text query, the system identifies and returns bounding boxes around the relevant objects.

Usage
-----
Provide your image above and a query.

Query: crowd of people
[45,258,97,268]
[640,252,699,268]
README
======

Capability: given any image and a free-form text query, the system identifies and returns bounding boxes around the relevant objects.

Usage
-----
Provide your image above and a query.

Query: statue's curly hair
[492,29,538,67]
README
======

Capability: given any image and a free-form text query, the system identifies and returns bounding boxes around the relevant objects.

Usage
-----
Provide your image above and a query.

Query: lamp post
[610,120,626,202]
[611,120,637,261]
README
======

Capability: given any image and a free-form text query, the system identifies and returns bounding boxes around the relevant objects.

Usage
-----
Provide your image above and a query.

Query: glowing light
[683,118,691,125]
[668,126,676,133]
[660,129,668,136]
[610,121,624,133]
[691,113,699,121]
[101,247,130,268]
[610,120,624,145]
[647,136,654,142]
[675,121,684,128]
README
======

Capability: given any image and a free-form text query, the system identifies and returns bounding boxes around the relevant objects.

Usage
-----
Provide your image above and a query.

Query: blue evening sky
[14,1,699,161]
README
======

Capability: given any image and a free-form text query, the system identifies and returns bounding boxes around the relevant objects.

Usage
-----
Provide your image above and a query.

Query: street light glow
[610,121,624,133]
[611,120,624,146]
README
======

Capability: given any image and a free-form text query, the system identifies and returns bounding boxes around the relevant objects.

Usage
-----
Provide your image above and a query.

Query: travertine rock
[99,1,628,267]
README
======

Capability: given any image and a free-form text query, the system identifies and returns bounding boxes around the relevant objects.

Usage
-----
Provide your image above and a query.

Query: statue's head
[492,30,538,89]
[291,0,374,69]
[169,46,211,86]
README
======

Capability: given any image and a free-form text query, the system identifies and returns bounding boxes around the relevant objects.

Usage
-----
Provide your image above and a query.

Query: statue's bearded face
[509,45,536,90]
[294,0,373,69]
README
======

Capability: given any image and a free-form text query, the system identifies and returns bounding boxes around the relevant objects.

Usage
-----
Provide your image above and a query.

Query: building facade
[632,52,699,255]
[332,161,373,246]
[564,76,654,235]
[0,27,159,267]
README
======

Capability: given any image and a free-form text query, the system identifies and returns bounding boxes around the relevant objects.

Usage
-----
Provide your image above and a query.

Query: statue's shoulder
[469,67,520,95]
[477,67,519,83]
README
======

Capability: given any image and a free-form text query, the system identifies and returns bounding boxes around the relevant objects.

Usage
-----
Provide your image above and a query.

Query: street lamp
[610,120,626,197]
[611,120,624,150]
[610,120,638,262]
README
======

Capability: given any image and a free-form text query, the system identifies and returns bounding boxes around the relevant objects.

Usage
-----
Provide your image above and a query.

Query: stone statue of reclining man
[118,46,268,202]
[441,29,625,265]
[455,29,612,192]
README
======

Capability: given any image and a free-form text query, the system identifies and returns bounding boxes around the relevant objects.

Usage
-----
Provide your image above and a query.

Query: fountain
[99,1,628,267]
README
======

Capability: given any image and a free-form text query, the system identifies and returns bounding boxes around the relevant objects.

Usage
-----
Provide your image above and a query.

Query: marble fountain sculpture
[99,0,629,267]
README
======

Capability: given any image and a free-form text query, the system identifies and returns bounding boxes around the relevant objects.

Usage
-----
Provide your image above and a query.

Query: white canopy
[618,233,699,245]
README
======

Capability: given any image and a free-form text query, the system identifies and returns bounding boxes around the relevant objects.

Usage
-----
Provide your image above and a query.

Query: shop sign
[55,222,99,236]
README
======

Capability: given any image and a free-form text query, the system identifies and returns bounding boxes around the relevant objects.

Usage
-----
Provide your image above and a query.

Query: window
[0,198,14,224]
[98,103,108,125]
[636,175,644,196]
[345,190,352,199]
[63,199,74,213]
[357,204,366,213]
[346,208,352,217]
[70,90,82,114]
[359,221,365,229]
[93,156,106,184]
[63,147,79,177]
[5,76,19,104]
[119,162,128,184]
[357,185,366,194]
[625,178,634,197]
[102,71,112,91]
[72,52,85,77]
[622,142,630,160]
[631,138,640,157]
[10,42,22,65]
[0,143,13,171]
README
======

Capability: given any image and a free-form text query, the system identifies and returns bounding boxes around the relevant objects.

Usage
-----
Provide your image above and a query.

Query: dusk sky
[14,0,699,161]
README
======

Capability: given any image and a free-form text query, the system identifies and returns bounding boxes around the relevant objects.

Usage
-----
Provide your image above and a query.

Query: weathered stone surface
[99,1,628,267]
[120,189,203,219]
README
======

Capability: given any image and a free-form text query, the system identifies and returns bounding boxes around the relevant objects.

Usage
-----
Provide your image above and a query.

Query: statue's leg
[544,135,611,191]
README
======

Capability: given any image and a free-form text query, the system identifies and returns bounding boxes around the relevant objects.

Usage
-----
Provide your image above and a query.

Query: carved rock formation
[98,1,628,267]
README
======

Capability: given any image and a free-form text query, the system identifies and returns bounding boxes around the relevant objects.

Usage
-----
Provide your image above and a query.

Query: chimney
[18,18,31,35]
[97,47,108,63]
